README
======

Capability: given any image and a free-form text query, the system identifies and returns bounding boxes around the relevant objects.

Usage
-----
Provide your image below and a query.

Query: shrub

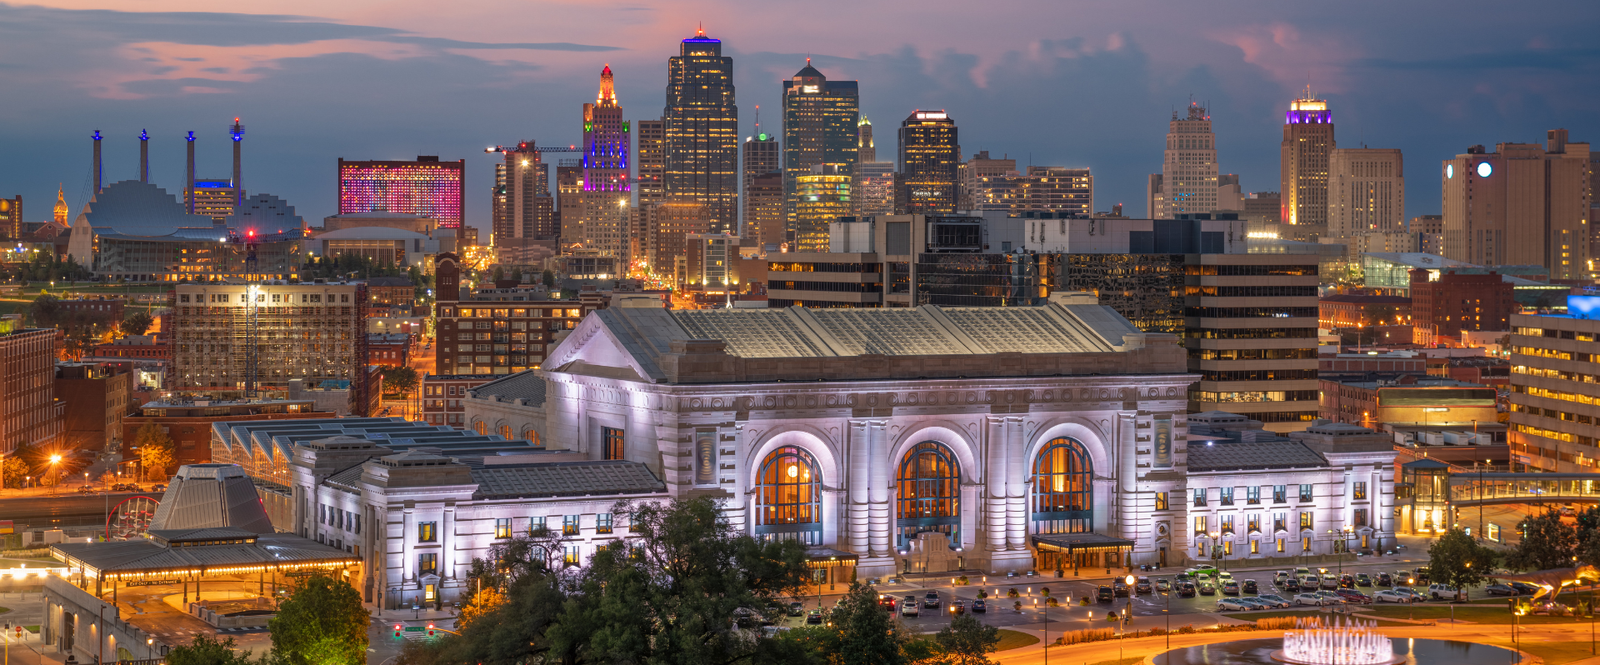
[976,590,987,599]
[1041,587,1051,597]
[956,575,968,586]
[1079,597,1090,606]
[1007,588,1019,598]
[1047,597,1059,607]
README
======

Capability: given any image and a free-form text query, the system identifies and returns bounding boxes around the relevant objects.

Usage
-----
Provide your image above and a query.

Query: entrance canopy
[52,527,357,581]
[1030,532,1134,556]
[804,547,859,569]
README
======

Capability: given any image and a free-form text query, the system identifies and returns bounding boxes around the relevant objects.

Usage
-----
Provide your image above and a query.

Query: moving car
[1294,593,1331,606]
[1097,586,1115,602]
[923,592,941,609]
[1178,583,1197,598]
[1222,581,1240,596]
[1256,594,1292,609]
[1242,579,1259,594]
[1136,577,1153,595]
[948,600,966,615]
[1216,597,1253,611]
[1356,573,1373,587]
[1484,584,1518,596]
[972,599,986,613]
[1373,590,1414,603]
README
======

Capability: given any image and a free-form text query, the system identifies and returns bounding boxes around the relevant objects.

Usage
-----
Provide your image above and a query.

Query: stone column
[1117,411,1138,544]
[867,420,890,557]
[984,416,1007,557]
[402,505,414,583]
[441,504,454,580]
[848,420,870,555]
[1004,416,1027,550]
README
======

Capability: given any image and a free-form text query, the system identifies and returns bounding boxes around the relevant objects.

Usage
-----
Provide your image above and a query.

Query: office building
[741,131,780,237]
[636,119,666,213]
[431,253,602,375]
[1411,215,1444,255]
[1441,129,1592,282]
[493,141,558,265]
[337,157,466,229]
[857,116,876,163]
[896,111,959,215]
[1149,103,1220,219]
[1327,148,1403,240]
[664,27,739,233]
[855,161,896,217]
[580,66,632,258]
[743,172,785,250]
[962,151,1017,211]
[782,62,858,229]
[794,165,851,252]
[555,162,584,249]
[169,283,369,410]
[188,179,239,222]
[685,232,740,290]
[1185,252,1321,432]
[1508,298,1600,471]
[643,201,713,285]
[1408,268,1516,347]
[1,316,61,453]
[1,196,19,239]
[972,164,1094,217]
[1280,90,1335,240]
[56,362,133,453]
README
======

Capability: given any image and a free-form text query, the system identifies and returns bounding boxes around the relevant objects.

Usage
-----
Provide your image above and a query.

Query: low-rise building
[121,398,330,469]
[55,362,133,453]
[1508,298,1600,471]
[92,334,169,360]
[366,333,410,369]
[1,315,61,452]
[1319,376,1498,431]
[421,374,499,428]
[1318,294,1411,330]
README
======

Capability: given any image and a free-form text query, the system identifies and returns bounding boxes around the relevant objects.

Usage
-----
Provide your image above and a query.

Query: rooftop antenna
[754,105,760,136]
[185,131,196,213]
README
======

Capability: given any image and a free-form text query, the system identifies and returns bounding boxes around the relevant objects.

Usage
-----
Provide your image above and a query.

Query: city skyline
[1,2,1597,234]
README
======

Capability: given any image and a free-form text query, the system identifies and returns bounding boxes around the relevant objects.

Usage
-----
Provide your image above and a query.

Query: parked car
[1395,571,1417,586]
[1283,578,1301,592]
[150,484,166,492]
[948,600,966,615]
[1427,584,1465,601]
[1114,581,1130,597]
[923,592,941,609]
[1509,582,1540,595]
[1376,573,1394,587]
[1295,593,1331,606]
[1136,577,1153,595]
[1532,601,1572,616]
[1217,571,1235,584]
[1256,594,1292,609]
[1275,571,1292,585]
[1237,598,1269,610]
[1484,584,1518,597]
[1373,590,1414,604]
[877,596,897,612]
[1356,573,1373,587]
[1335,589,1372,604]
[1199,582,1217,596]
[901,601,919,617]
[1242,579,1259,594]
[1178,582,1197,598]
[1175,572,1192,584]
[1320,576,1341,590]
[806,610,824,624]
[788,601,804,616]
[1155,578,1172,593]
[1339,574,1356,589]
[1222,581,1240,596]
[972,599,986,613]
[1316,591,1346,604]
[1393,587,1421,600]
[1294,567,1312,578]
[1097,586,1115,602]
[76,485,96,494]
[1217,597,1253,611]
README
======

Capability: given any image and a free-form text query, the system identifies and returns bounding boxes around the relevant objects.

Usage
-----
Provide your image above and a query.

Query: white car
[901,602,918,617]
[1373,590,1414,603]
[1295,593,1330,606]
[1317,591,1346,604]
[1256,594,1292,609]
[1217,571,1235,582]
[1393,586,1421,599]
[1216,597,1252,611]
[1196,573,1212,584]
[1428,584,1465,601]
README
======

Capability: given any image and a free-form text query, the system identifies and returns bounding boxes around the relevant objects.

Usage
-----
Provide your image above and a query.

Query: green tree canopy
[267,574,369,665]
[932,614,1001,665]
[133,421,175,481]
[120,311,154,337]
[380,366,420,396]
[1427,528,1497,589]
[1507,508,1579,571]
[167,635,257,665]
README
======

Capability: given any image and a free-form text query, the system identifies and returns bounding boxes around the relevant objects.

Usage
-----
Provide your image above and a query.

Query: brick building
[55,362,133,453]
[364,276,415,310]
[420,374,498,428]
[366,333,411,369]
[1318,294,1411,329]
[54,298,125,321]
[1409,268,1516,347]
[1,316,62,453]
[120,398,332,470]
[91,334,169,360]
[431,253,604,376]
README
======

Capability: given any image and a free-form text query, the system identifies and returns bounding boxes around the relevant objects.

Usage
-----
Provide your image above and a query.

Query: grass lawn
[1363,604,1592,624]
[995,629,1040,651]
[1475,637,1598,665]
[22,626,36,633]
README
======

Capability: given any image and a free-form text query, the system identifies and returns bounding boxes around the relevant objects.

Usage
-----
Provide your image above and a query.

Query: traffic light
[394,624,401,638]
[427,623,435,637]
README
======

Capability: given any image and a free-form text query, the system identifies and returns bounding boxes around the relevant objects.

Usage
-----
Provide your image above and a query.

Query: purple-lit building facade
[579,65,632,257]
[338,157,466,230]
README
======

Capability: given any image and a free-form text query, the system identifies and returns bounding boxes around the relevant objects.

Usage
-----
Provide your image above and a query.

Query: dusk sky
[4,0,1598,233]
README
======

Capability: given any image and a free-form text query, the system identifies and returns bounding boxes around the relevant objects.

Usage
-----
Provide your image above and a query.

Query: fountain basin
[1152,638,1519,665]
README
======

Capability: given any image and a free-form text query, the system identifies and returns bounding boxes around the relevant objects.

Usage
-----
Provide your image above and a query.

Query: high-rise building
[782,61,858,227]
[1411,214,1444,255]
[855,161,896,217]
[794,165,851,252]
[1508,301,1600,472]
[742,172,785,250]
[431,253,604,376]
[971,164,1094,216]
[1149,103,1219,219]
[0,196,19,239]
[664,26,738,234]
[961,151,1016,211]
[338,156,466,229]
[169,283,369,410]
[645,201,712,285]
[1441,129,1592,281]
[188,179,239,222]
[580,65,632,257]
[0,316,60,453]
[636,119,666,213]
[1280,90,1335,240]
[857,116,876,164]
[1327,148,1404,240]
[556,162,584,249]
[742,130,779,235]
[895,111,958,215]
[493,142,558,264]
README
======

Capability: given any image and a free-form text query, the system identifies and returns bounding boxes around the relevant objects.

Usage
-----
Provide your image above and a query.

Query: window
[1273,485,1287,503]
[418,553,437,576]
[1221,516,1234,535]
[354,515,361,535]
[1247,515,1260,533]
[1274,513,1287,532]
[1194,515,1206,536]
[564,546,580,566]
[1220,487,1234,506]
[529,516,546,535]
[1246,487,1261,504]
[499,424,512,440]
[1031,437,1094,534]
[563,515,579,535]
[1223,540,1233,555]
[1193,488,1207,507]
[1302,536,1312,552]
[1250,539,1259,554]
[1277,538,1285,553]
[418,521,437,543]
[495,518,512,539]
[895,441,962,548]
[1155,492,1169,511]
[473,420,487,435]
[603,427,625,460]
[1299,513,1313,530]
[1353,482,1368,500]
[1299,485,1314,502]
[1354,508,1368,527]
[597,513,613,534]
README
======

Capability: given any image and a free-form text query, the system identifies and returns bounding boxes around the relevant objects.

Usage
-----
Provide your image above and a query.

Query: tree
[931,614,1000,665]
[267,574,369,665]
[1428,528,1496,590]
[133,421,175,481]
[380,366,420,397]
[120,311,154,337]
[492,266,504,282]
[1507,508,1579,571]
[0,455,28,489]
[167,635,257,665]
[833,582,911,665]
[541,270,556,288]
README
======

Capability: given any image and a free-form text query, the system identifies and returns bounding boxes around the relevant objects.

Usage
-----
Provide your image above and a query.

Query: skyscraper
[854,116,895,217]
[895,111,958,215]
[857,116,876,164]
[971,166,1094,216]
[794,165,851,252]
[1327,148,1404,240]
[1442,129,1592,281]
[580,65,632,257]
[493,141,557,264]
[782,61,858,229]
[742,172,785,250]
[742,129,779,235]
[1148,102,1219,219]
[1280,89,1335,240]
[556,162,584,249]
[338,156,466,229]
[961,151,1017,211]
[664,26,738,234]
[636,119,666,212]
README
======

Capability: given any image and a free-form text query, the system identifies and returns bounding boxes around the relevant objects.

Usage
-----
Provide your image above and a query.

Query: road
[0,492,153,530]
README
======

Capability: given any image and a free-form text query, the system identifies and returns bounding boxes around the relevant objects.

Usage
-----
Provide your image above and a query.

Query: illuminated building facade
[742,131,779,234]
[188,179,239,222]
[338,157,466,229]
[1441,129,1592,282]
[71,181,301,282]
[644,201,712,286]
[794,165,851,253]
[0,196,19,239]
[974,165,1094,217]
[664,27,739,234]
[1280,91,1335,240]
[1149,103,1219,219]
[432,253,600,375]
[0,318,60,453]
[743,172,785,250]
[1509,302,1600,471]
[494,142,558,265]
[1327,148,1404,241]
[895,111,959,215]
[855,161,896,217]
[782,62,858,230]
[556,162,583,248]
[581,66,632,257]
[636,119,666,211]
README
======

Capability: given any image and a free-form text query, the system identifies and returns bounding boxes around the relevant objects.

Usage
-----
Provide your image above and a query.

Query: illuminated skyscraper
[782,61,858,227]
[854,161,896,217]
[338,156,466,229]
[188,179,239,223]
[1148,102,1219,219]
[858,116,876,164]
[795,164,851,252]
[1327,148,1404,239]
[493,142,557,264]
[664,26,738,234]
[1280,89,1335,240]
[742,128,779,235]
[895,111,959,215]
[636,119,666,212]
[580,65,632,257]
[1442,129,1592,281]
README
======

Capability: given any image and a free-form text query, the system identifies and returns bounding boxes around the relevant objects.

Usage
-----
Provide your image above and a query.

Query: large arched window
[1031,438,1093,534]
[896,441,961,548]
[753,446,823,545]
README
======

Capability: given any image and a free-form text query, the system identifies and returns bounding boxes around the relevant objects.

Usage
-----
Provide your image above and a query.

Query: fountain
[1274,617,1402,665]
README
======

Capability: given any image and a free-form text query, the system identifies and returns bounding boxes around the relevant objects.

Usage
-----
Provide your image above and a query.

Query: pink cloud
[1212,22,1360,95]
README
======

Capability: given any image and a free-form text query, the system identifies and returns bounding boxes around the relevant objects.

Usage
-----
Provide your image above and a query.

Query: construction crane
[483,143,581,155]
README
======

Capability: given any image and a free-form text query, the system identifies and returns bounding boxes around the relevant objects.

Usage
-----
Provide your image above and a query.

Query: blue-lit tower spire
[230,118,245,209]
[186,131,196,213]
[139,129,149,183]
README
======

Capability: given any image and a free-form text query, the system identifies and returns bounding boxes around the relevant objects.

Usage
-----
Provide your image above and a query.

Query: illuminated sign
[1570,295,1600,320]
[1446,164,1453,179]
[1476,162,1493,178]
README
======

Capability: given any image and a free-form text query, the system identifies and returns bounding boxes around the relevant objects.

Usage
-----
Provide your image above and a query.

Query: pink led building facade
[338,156,465,229]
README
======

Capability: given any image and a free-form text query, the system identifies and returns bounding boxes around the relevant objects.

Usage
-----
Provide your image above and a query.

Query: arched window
[498,424,513,440]
[473,420,487,435]
[1031,438,1093,534]
[896,441,961,549]
[522,429,540,446]
[753,446,822,545]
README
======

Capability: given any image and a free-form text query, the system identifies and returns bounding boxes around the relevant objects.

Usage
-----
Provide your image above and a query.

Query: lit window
[418,521,437,543]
